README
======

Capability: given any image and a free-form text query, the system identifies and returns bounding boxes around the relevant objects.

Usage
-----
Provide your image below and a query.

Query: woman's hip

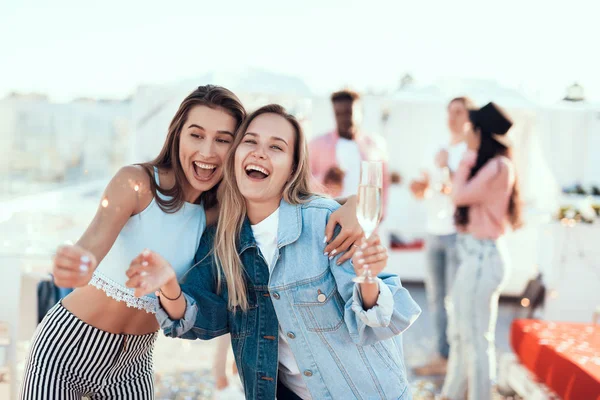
[26,302,157,376]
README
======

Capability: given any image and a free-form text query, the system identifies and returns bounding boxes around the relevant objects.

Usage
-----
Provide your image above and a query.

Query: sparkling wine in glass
[353,161,383,284]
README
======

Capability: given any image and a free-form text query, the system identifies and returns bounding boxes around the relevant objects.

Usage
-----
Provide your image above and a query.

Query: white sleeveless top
[89,166,206,313]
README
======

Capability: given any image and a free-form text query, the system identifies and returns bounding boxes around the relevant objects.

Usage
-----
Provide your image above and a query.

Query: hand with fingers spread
[52,245,97,288]
[125,250,177,298]
[324,195,363,265]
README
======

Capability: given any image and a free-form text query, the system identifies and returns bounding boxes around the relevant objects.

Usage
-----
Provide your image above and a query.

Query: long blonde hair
[215,104,314,310]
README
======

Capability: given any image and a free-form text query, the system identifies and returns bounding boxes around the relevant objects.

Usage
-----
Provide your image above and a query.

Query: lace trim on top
[89,272,158,314]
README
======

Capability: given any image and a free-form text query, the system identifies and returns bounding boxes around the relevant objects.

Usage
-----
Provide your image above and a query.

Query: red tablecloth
[511,319,600,400]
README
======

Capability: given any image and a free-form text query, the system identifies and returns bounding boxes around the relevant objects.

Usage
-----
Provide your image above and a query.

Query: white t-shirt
[251,209,312,400]
[336,138,362,197]
[424,141,467,235]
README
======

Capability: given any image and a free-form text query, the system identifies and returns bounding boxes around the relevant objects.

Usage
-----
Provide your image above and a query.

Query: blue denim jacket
[158,198,421,400]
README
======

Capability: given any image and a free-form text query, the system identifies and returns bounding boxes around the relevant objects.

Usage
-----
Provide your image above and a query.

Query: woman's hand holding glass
[351,233,388,282]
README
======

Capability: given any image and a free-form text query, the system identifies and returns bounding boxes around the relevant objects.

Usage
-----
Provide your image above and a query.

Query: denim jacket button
[317,293,326,303]
[272,292,280,300]
[287,332,296,339]
[303,370,313,377]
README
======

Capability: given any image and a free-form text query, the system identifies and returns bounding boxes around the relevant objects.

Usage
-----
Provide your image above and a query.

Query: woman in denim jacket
[127,105,422,400]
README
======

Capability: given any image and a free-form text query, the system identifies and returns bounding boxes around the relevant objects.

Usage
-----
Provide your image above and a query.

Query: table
[510,319,600,400]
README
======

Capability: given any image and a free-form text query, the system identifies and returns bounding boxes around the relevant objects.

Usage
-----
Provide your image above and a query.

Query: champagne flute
[353,161,383,284]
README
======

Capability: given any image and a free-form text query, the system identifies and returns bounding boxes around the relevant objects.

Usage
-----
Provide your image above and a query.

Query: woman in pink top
[441,102,522,400]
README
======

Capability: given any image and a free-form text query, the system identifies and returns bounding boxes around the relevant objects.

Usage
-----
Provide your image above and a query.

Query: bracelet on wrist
[159,286,182,301]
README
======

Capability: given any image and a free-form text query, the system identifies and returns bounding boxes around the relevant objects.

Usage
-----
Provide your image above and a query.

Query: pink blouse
[452,150,515,240]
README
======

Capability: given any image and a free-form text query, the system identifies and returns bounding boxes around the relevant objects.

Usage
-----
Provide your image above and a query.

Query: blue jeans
[442,234,509,400]
[424,233,459,359]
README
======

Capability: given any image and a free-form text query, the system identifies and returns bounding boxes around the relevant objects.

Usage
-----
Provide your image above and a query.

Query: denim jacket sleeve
[350,277,395,327]
[156,227,229,340]
[327,223,422,347]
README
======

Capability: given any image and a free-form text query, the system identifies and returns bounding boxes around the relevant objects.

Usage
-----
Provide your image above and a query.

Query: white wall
[585,110,600,186]
[0,102,16,175]
[536,104,600,188]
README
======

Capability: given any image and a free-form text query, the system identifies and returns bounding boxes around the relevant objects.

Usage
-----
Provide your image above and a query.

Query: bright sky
[1,0,599,102]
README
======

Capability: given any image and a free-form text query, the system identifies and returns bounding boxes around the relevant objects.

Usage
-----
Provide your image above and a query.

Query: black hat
[469,102,513,147]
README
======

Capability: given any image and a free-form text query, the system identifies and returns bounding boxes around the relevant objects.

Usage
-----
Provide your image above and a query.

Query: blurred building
[0,96,131,198]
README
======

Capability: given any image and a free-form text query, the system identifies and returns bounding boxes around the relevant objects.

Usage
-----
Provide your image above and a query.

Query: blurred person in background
[390,171,402,186]
[410,97,476,376]
[212,334,244,399]
[441,102,522,400]
[322,166,345,198]
[37,281,74,323]
[309,89,390,218]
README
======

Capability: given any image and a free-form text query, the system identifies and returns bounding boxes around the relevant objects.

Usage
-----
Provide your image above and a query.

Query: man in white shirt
[309,89,390,215]
[409,97,477,376]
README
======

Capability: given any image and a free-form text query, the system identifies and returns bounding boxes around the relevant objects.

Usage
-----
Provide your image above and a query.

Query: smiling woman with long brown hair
[19,85,246,399]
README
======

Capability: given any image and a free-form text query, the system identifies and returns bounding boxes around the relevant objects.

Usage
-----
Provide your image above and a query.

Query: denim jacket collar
[238,198,303,253]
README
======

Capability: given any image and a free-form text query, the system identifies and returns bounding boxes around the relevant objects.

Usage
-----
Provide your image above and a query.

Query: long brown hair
[140,85,246,212]
[215,104,314,310]
[454,129,523,230]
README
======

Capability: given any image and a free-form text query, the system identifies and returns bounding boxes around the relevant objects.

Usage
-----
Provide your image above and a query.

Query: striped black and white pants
[20,302,157,399]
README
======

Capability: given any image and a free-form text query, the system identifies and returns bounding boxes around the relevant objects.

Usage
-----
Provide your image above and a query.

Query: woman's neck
[182,181,202,203]
[246,198,281,225]
[184,189,202,203]
[161,167,202,203]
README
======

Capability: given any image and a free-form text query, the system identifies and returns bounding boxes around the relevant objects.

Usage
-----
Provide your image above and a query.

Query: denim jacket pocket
[292,271,345,332]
